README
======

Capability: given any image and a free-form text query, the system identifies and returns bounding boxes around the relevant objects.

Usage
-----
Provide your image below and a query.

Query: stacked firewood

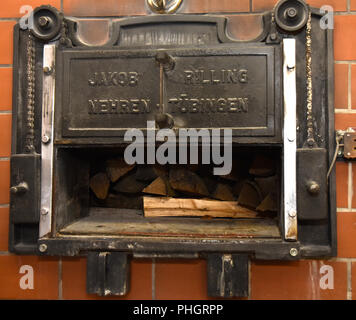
[89,153,279,218]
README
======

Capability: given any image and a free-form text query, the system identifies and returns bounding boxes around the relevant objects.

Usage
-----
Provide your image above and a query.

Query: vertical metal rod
[283,38,298,241]
[39,44,56,238]
[159,63,164,114]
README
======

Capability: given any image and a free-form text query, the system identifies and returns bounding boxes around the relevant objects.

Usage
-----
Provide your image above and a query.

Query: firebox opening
[52,146,282,240]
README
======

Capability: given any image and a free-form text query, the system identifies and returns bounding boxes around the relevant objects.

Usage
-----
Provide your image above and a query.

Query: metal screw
[42,134,50,144]
[41,208,48,216]
[39,244,48,253]
[290,248,298,257]
[347,152,351,156]
[287,64,295,71]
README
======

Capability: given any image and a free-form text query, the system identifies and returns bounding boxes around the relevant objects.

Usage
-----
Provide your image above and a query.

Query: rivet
[38,16,50,28]
[43,66,52,75]
[290,248,298,257]
[270,33,277,41]
[39,244,47,253]
[41,208,48,216]
[42,135,50,144]
[288,210,297,218]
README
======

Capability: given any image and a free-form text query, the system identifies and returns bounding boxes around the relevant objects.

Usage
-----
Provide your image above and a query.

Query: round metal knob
[274,0,309,32]
[307,181,320,195]
[147,0,183,14]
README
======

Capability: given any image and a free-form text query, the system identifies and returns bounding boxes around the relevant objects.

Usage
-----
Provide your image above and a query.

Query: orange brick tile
[335,16,356,61]
[0,21,16,65]
[337,212,356,258]
[62,257,152,299]
[251,260,347,300]
[155,259,210,300]
[0,160,10,205]
[353,163,356,208]
[0,255,58,299]
[226,15,264,41]
[180,0,250,13]
[63,0,147,16]
[351,0,356,11]
[352,65,356,109]
[0,1,60,18]
[335,64,349,109]
[336,162,348,208]
[0,207,9,251]
[335,113,356,130]
[0,68,12,111]
[0,114,11,157]
[252,0,347,11]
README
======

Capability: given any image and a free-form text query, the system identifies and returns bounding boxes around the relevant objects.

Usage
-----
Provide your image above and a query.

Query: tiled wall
[0,0,355,300]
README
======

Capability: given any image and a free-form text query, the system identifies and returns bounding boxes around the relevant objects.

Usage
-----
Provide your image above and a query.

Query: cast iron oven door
[9,1,336,298]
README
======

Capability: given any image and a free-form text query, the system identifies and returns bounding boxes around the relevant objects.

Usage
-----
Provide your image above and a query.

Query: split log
[249,154,276,177]
[135,165,158,182]
[256,193,278,212]
[112,173,147,194]
[142,177,168,196]
[212,183,235,201]
[106,158,135,182]
[90,172,110,200]
[237,181,263,209]
[144,197,259,218]
[169,168,209,197]
[94,193,143,210]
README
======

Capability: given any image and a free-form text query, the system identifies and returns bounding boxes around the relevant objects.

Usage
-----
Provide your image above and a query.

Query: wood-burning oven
[9,0,337,297]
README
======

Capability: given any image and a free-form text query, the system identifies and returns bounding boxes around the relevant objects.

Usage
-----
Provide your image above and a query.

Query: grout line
[347,261,352,299]
[61,0,64,13]
[58,258,63,300]
[336,61,356,64]
[0,65,12,68]
[334,109,356,113]
[0,251,12,255]
[0,18,19,21]
[0,157,10,161]
[337,208,356,212]
[249,0,253,12]
[348,163,353,210]
[349,63,352,110]
[0,111,12,114]
[151,258,156,300]
[0,204,9,208]
[348,0,351,13]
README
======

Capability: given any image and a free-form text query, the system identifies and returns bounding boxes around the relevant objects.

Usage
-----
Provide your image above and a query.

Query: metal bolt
[347,152,351,156]
[39,244,47,253]
[41,208,48,216]
[287,64,295,71]
[38,16,50,28]
[288,210,297,218]
[307,181,320,195]
[270,33,277,41]
[286,7,298,19]
[338,151,342,156]
[290,248,298,257]
[43,66,52,75]
[42,134,50,144]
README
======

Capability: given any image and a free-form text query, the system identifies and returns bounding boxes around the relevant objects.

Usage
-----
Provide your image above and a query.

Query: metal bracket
[335,129,356,160]
[206,254,249,298]
[87,252,130,296]
[283,38,298,241]
[39,44,56,238]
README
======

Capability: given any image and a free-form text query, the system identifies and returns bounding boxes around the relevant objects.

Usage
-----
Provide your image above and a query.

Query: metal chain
[25,32,36,153]
[305,9,316,147]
